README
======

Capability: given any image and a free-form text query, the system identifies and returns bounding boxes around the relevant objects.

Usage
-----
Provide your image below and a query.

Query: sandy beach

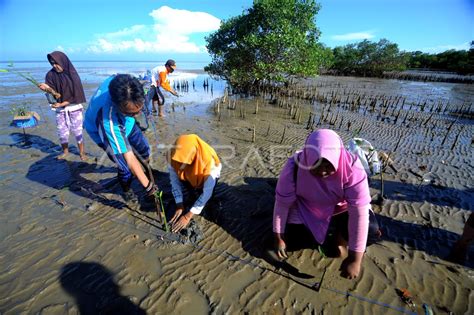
[0,73,473,314]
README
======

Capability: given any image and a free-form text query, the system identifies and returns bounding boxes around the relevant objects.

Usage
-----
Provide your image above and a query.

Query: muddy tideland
[1,72,473,314]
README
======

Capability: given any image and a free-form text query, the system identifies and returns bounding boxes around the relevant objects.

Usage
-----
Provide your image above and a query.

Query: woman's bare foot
[58,144,69,160]
[158,105,165,117]
[57,153,68,160]
[80,153,88,161]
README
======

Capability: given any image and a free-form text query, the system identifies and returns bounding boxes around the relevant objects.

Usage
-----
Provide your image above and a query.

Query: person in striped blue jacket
[84,74,158,201]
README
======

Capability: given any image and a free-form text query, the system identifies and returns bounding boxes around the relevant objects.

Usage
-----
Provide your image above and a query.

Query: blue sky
[0,0,472,61]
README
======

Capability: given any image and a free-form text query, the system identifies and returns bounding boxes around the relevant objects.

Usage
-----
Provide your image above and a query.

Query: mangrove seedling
[154,190,170,232]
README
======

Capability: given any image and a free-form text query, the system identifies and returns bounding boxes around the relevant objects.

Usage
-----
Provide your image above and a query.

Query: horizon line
[0,60,211,64]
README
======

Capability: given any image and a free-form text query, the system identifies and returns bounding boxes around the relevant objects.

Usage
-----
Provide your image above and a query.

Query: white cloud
[85,6,220,55]
[331,31,375,41]
[420,42,470,53]
[55,45,81,54]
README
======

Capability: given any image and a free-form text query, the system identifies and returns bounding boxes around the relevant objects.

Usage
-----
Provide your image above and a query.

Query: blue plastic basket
[11,112,40,128]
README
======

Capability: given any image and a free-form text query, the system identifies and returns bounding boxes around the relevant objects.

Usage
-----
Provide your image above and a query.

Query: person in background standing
[38,51,87,160]
[146,59,179,118]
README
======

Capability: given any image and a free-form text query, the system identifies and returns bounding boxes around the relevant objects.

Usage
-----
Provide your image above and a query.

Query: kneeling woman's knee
[367,210,382,246]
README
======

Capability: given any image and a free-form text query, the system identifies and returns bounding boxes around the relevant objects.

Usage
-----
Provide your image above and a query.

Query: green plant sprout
[10,103,30,116]
[1,62,40,86]
[155,190,170,232]
[317,245,326,258]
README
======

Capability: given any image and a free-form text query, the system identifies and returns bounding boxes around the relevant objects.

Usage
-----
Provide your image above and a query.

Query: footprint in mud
[122,234,140,243]
[172,280,209,314]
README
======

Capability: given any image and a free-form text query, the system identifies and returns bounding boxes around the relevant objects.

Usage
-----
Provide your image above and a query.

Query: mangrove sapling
[316,112,323,127]
[441,119,457,146]
[1,63,61,99]
[420,101,427,112]
[331,112,339,126]
[394,107,402,125]
[154,191,170,232]
[338,116,344,130]
[280,125,287,144]
[252,125,256,143]
[353,121,365,138]
[402,110,410,125]
[383,99,390,115]
[10,103,30,117]
[443,101,450,114]
[328,112,335,125]
[306,112,313,129]
[323,110,331,123]
[423,112,435,126]
[390,103,398,117]
[292,106,298,120]
[393,137,402,152]
[450,126,464,151]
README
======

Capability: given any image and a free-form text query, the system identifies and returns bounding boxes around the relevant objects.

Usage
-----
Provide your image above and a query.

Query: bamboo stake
[280,125,287,144]
[306,112,313,129]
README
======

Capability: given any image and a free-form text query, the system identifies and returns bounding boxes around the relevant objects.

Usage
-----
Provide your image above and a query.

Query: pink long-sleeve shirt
[273,130,371,253]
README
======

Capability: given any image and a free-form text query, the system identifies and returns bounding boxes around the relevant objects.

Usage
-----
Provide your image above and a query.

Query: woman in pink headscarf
[273,129,379,279]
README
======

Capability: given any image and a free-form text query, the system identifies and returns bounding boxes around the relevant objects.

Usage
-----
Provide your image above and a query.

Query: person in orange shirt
[145,59,179,118]
[167,134,222,232]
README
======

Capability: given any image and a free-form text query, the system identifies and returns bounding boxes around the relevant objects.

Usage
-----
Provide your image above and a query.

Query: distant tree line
[405,43,474,75]
[328,40,474,77]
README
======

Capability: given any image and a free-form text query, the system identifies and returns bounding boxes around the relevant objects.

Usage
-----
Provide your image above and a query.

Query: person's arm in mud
[340,250,364,280]
[273,156,298,259]
[173,163,221,232]
[168,165,186,227]
[171,163,221,232]
[273,203,290,259]
[342,162,371,279]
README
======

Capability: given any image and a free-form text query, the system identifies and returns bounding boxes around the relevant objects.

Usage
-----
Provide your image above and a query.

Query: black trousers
[281,210,381,252]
